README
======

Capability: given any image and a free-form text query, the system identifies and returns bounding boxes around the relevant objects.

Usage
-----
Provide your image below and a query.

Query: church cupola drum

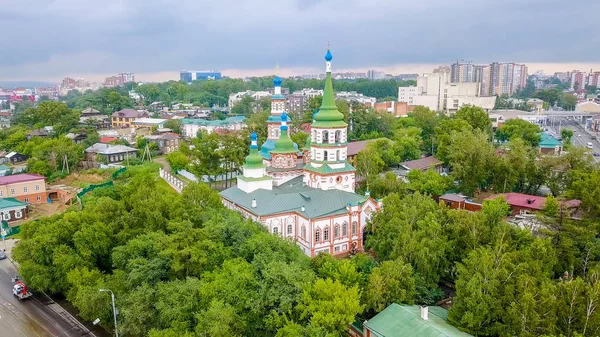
[303,48,356,192]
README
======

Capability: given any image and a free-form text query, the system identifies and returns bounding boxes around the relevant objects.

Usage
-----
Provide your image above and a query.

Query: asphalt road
[546,116,599,162]
[0,250,94,337]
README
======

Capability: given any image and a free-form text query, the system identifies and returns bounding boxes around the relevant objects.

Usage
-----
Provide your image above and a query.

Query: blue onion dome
[273,76,282,86]
[325,49,332,61]
[281,112,288,123]
[251,131,258,141]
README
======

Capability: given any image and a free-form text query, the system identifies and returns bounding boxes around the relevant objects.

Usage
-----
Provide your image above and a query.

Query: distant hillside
[0,81,57,89]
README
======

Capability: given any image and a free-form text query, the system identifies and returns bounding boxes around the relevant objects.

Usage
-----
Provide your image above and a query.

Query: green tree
[163,119,182,134]
[495,119,541,147]
[365,259,416,312]
[297,278,363,335]
[455,105,492,135]
[165,152,189,171]
[231,95,255,115]
[407,169,452,195]
[447,130,496,196]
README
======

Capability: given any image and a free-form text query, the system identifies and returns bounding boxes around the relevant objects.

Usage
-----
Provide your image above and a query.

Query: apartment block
[0,174,47,204]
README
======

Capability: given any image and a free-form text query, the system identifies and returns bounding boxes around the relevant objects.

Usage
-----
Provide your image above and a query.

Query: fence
[160,168,187,193]
[177,169,198,182]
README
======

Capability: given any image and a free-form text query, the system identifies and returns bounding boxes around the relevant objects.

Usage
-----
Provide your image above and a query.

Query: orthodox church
[220,49,381,257]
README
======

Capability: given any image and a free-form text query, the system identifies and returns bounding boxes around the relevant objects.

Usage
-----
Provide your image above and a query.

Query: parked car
[0,251,6,260]
[587,142,594,149]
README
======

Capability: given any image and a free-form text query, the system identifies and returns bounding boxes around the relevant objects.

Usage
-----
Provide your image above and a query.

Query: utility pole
[62,154,69,174]
[99,289,119,337]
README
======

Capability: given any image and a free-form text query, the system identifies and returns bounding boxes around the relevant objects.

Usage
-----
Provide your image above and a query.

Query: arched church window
[352,221,357,235]
[335,130,341,143]
[302,226,306,240]
[323,150,328,161]
[273,227,279,235]
[312,129,317,142]
[334,225,339,239]
[287,224,293,235]
[324,227,330,241]
[342,222,348,237]
[315,229,321,242]
[323,130,329,143]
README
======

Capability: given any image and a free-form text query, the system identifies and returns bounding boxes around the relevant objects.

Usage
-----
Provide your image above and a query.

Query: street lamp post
[99,289,119,337]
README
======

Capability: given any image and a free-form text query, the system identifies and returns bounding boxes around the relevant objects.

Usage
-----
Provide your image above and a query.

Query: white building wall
[398,86,418,105]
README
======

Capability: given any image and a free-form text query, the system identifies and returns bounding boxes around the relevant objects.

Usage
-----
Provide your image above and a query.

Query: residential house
[132,118,167,129]
[85,143,138,164]
[0,173,47,204]
[144,133,181,154]
[438,193,482,212]
[27,129,49,140]
[0,117,10,129]
[358,304,473,337]
[4,152,28,164]
[527,98,544,113]
[79,107,110,129]
[0,198,28,222]
[486,192,546,215]
[346,139,391,164]
[111,109,149,128]
[399,156,444,173]
[181,116,246,138]
[539,133,563,155]
[65,133,87,144]
[371,101,414,117]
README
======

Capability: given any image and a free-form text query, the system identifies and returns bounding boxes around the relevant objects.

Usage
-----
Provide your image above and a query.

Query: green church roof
[271,113,298,154]
[312,49,347,129]
[303,162,355,175]
[364,304,473,337]
[220,176,369,218]
[244,132,266,169]
[0,198,28,209]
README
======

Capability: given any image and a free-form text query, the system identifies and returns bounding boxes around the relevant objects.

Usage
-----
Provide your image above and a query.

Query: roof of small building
[539,133,563,148]
[0,173,45,186]
[28,129,49,136]
[0,165,10,171]
[111,109,146,118]
[439,193,466,203]
[132,118,167,125]
[182,116,245,126]
[364,304,473,337]
[81,107,100,114]
[486,192,546,211]
[0,198,28,209]
[220,176,370,218]
[400,156,443,171]
[85,143,137,155]
[576,101,600,113]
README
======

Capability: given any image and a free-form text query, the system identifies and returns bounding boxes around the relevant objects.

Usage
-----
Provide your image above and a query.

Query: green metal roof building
[362,304,473,337]
[539,132,563,154]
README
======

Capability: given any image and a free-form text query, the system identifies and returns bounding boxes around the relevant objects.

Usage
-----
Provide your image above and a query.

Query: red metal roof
[486,192,546,210]
[347,140,369,156]
[100,137,118,143]
[0,173,45,185]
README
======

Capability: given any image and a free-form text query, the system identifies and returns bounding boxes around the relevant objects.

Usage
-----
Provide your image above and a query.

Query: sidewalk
[1,237,19,259]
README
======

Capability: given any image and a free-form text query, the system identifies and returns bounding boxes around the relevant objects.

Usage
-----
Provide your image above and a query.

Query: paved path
[0,239,95,337]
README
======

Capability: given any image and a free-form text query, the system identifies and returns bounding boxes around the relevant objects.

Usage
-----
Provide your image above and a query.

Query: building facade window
[35,185,40,191]
[24,197,29,202]
[315,229,321,242]
[301,226,306,240]
[0,191,3,197]
[273,227,279,235]
[352,221,357,235]
[15,211,22,218]
[2,213,8,220]
[324,227,330,241]
[322,130,329,143]
[36,195,41,201]
[342,222,348,237]
[334,225,339,239]
[287,224,292,235]
[23,187,28,193]
[10,188,14,195]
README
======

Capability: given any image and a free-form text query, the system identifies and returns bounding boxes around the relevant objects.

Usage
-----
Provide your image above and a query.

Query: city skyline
[1,0,599,82]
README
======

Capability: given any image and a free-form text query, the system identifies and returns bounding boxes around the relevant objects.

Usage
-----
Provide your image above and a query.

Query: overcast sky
[2,0,599,82]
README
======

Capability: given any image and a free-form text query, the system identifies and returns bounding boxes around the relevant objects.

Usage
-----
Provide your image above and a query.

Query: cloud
[1,0,599,82]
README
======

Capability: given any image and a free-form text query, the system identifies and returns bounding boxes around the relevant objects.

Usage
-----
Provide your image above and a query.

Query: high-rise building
[451,61,475,83]
[474,65,491,97]
[570,71,587,90]
[489,62,527,96]
[588,72,600,88]
[180,70,222,83]
[367,70,386,80]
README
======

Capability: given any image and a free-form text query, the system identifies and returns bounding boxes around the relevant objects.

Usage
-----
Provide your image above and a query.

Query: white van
[587,142,593,149]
